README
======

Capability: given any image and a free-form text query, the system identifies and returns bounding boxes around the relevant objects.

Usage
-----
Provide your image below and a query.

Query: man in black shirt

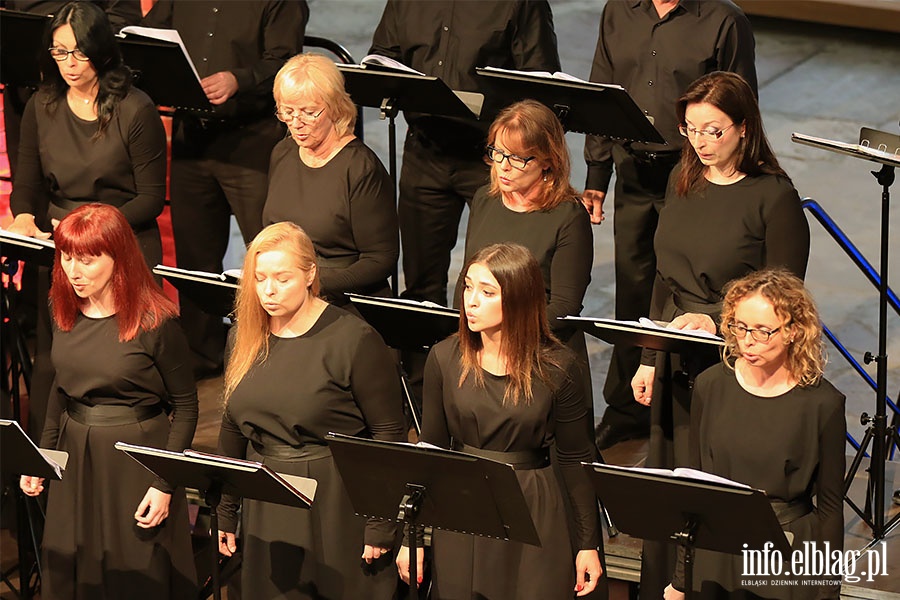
[369,0,560,306]
[142,0,307,378]
[583,0,756,450]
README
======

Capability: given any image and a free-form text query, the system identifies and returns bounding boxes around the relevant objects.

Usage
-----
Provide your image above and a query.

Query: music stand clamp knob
[397,483,426,522]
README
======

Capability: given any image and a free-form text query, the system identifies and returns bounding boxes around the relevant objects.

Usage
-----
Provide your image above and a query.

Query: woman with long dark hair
[399,243,604,599]
[19,204,198,599]
[8,0,166,264]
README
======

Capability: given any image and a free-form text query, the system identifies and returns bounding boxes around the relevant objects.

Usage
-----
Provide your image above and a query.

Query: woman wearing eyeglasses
[459,99,595,430]
[262,53,398,309]
[632,71,810,598]
[664,268,845,599]
[8,1,166,266]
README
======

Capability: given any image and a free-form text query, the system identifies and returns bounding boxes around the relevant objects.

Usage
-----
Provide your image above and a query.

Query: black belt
[673,294,722,316]
[52,197,126,211]
[459,444,550,470]
[770,497,814,526]
[251,442,332,461]
[65,398,163,426]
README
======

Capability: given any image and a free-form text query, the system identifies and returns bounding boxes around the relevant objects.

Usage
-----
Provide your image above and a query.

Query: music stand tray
[583,463,790,597]
[1,230,56,268]
[0,9,49,87]
[153,265,238,318]
[476,67,665,143]
[347,293,458,352]
[326,432,539,600]
[0,419,68,480]
[561,316,724,354]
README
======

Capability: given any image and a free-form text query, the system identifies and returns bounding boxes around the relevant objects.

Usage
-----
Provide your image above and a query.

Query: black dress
[262,137,399,306]
[39,315,199,599]
[216,305,406,600]
[639,171,810,597]
[422,337,600,600]
[675,364,846,599]
[461,186,595,423]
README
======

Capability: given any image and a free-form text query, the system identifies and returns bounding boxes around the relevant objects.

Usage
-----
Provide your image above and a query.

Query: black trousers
[169,118,281,372]
[599,145,678,430]
[398,126,489,306]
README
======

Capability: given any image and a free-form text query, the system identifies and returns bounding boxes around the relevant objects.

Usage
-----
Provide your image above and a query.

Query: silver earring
[542,174,549,182]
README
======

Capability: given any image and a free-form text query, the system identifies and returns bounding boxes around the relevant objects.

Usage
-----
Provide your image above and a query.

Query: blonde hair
[224,222,320,400]
[273,53,357,138]
[486,99,577,211]
[720,268,825,387]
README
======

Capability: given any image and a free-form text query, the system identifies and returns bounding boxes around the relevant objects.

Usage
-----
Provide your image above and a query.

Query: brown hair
[675,71,788,196]
[720,268,825,387]
[486,100,577,211]
[274,53,357,138]
[224,222,320,400]
[457,243,563,405]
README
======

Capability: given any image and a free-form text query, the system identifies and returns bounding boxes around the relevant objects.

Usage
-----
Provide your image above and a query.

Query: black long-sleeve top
[584,0,757,193]
[369,0,560,138]
[10,88,166,228]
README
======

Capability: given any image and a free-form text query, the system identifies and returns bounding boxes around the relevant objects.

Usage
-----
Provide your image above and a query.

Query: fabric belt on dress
[65,398,163,426]
[770,497,814,526]
[251,442,332,461]
[52,197,126,211]
[672,294,722,316]
[459,444,550,470]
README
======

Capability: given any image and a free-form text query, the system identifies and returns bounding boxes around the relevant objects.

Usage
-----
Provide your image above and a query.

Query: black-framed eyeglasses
[678,122,737,141]
[275,106,326,124]
[49,47,90,62]
[485,145,536,170]
[727,322,781,343]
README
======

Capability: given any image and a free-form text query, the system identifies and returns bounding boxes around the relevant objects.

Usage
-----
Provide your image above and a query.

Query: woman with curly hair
[665,268,846,600]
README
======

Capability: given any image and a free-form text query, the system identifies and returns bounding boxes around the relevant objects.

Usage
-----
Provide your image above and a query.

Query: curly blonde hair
[720,268,825,387]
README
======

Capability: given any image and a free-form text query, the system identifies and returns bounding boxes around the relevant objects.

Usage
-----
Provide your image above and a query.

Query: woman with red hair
[19,204,198,599]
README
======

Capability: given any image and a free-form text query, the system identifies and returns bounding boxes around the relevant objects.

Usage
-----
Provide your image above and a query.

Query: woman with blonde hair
[399,243,604,599]
[665,268,845,599]
[459,99,594,424]
[215,222,406,599]
[263,53,398,309]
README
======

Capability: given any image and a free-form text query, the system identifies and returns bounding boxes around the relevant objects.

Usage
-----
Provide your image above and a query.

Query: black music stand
[583,463,790,598]
[153,265,238,319]
[792,128,900,544]
[0,419,68,600]
[0,9,48,87]
[115,443,315,600]
[337,64,481,186]
[560,316,725,355]
[348,293,458,434]
[326,433,539,600]
[117,32,210,112]
[475,67,665,143]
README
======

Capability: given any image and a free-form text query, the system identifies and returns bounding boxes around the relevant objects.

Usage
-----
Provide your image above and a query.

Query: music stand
[792,128,900,544]
[337,65,481,186]
[475,68,665,143]
[348,294,458,434]
[326,432,539,600]
[0,419,68,600]
[560,316,725,355]
[115,443,315,600]
[0,9,48,87]
[583,463,790,598]
[118,34,210,112]
[153,265,238,319]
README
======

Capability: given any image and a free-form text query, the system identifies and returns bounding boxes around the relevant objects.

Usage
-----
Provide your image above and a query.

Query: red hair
[51,204,176,341]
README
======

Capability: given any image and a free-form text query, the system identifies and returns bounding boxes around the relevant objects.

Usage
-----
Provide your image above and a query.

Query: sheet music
[0,228,55,249]
[347,293,458,316]
[119,26,201,83]
[480,65,588,84]
[0,419,66,478]
[597,463,751,489]
[153,264,239,285]
[564,316,724,342]
[359,54,426,76]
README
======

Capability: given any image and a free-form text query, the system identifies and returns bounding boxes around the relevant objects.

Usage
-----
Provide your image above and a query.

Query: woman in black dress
[460,99,594,424]
[632,71,811,598]
[215,222,405,599]
[19,204,198,599]
[398,243,603,599]
[665,268,845,599]
[263,53,398,308]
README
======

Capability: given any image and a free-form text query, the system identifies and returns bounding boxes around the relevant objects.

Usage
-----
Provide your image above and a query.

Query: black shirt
[369,0,561,138]
[584,0,757,192]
